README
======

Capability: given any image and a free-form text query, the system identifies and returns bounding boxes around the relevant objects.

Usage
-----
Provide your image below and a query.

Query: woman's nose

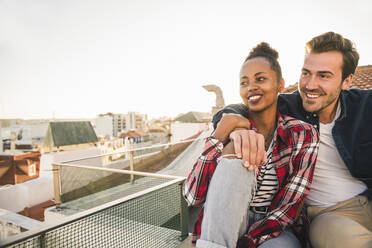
[247,83,259,91]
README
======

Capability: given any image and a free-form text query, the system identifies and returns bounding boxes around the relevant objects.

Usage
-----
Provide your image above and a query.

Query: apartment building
[95,112,148,137]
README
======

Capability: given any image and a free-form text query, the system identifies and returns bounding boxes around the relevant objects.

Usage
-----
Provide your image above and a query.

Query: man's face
[298,51,351,122]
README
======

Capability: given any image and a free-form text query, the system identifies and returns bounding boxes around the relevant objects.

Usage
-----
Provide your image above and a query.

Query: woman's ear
[279,79,285,93]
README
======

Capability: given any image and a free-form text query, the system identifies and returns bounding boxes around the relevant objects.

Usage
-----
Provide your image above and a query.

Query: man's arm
[213,105,268,170]
[212,94,300,171]
[214,112,268,170]
[212,104,250,129]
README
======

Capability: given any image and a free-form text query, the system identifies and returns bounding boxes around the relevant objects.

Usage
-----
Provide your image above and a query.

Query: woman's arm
[183,113,253,206]
[183,114,252,207]
[182,136,223,206]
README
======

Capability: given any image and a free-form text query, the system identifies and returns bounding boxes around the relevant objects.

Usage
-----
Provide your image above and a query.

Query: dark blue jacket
[212,89,372,194]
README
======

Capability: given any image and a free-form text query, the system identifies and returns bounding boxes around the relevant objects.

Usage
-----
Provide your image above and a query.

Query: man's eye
[319,74,330,79]
[240,81,247,86]
[301,71,309,77]
[257,77,266,82]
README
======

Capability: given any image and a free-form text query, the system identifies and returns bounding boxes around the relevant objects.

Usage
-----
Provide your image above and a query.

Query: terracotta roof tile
[119,130,148,138]
[350,65,372,89]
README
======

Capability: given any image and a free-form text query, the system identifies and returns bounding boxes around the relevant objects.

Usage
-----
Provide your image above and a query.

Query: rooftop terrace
[0,132,208,248]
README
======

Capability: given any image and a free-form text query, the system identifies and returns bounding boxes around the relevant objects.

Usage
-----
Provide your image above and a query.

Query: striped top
[250,135,278,207]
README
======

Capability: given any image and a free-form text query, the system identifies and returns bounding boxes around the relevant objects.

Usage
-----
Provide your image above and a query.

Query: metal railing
[53,138,200,204]
[0,138,203,248]
[0,171,188,247]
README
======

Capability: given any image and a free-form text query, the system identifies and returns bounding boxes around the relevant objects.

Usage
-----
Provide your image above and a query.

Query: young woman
[183,43,319,248]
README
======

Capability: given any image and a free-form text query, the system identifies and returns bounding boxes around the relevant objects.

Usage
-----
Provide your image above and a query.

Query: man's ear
[341,74,353,90]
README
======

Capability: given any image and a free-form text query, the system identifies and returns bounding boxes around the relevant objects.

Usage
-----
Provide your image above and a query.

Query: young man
[213,32,372,248]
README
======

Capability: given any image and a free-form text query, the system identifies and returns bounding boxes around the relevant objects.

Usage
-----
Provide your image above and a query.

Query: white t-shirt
[305,102,367,207]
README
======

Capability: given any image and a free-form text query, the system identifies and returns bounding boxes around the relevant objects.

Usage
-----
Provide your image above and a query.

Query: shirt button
[306,116,310,119]
[314,125,318,128]
[313,114,317,117]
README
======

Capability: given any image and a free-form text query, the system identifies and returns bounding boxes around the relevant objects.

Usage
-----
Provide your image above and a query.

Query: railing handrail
[60,137,203,164]
[0,177,186,248]
[53,162,186,180]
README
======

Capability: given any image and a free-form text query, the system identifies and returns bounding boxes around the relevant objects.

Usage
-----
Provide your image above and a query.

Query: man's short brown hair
[305,32,359,81]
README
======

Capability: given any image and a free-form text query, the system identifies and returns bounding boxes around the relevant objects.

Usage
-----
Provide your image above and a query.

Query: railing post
[179,181,189,240]
[52,163,62,208]
[129,151,135,183]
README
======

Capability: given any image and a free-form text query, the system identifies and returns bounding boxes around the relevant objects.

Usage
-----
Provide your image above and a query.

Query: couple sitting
[183,31,372,248]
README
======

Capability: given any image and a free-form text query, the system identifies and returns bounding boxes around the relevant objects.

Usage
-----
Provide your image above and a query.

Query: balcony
[0,134,207,248]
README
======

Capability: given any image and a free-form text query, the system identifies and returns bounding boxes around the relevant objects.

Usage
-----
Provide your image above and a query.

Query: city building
[93,115,113,138]
[42,121,99,153]
[171,111,210,143]
[96,112,148,137]
[0,151,41,185]
[1,122,49,152]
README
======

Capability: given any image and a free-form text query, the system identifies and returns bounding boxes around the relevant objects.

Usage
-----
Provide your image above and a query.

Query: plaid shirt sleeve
[239,122,319,247]
[183,136,223,206]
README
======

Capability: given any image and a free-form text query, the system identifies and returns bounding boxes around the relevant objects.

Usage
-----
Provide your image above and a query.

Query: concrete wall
[170,122,208,143]
[94,116,113,137]
[0,174,54,213]
[0,147,102,213]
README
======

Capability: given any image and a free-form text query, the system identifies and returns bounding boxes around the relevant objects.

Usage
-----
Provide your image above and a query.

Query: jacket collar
[294,90,347,122]
[338,91,348,121]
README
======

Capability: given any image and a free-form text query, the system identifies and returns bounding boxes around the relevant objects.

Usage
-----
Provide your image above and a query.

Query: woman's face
[239,57,283,113]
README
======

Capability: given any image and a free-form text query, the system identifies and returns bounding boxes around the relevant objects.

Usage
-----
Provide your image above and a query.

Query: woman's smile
[247,94,263,104]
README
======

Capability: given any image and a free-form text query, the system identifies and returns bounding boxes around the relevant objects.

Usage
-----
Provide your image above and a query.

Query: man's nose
[305,75,319,90]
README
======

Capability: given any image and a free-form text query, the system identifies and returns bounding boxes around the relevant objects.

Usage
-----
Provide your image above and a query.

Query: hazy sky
[0,0,371,119]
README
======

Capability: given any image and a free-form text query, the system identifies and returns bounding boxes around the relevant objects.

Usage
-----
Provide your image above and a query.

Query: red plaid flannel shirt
[182,113,319,247]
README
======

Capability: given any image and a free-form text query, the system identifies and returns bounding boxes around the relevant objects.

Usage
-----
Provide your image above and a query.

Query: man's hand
[229,129,267,171]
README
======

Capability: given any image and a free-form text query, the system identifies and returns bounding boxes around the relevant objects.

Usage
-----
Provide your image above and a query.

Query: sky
[0,0,371,120]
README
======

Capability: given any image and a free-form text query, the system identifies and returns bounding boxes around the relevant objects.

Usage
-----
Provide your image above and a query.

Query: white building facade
[98,112,147,137]
[94,116,113,137]
[170,122,208,143]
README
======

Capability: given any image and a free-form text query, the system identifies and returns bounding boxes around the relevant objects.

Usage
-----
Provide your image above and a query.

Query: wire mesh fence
[58,141,193,204]
[59,165,173,211]
[1,178,187,248]
[0,139,199,248]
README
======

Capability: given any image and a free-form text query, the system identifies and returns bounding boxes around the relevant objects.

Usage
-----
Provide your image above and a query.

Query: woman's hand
[213,113,267,170]
[229,129,268,170]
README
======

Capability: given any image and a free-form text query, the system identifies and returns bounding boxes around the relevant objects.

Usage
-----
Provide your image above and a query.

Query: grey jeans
[196,158,301,248]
